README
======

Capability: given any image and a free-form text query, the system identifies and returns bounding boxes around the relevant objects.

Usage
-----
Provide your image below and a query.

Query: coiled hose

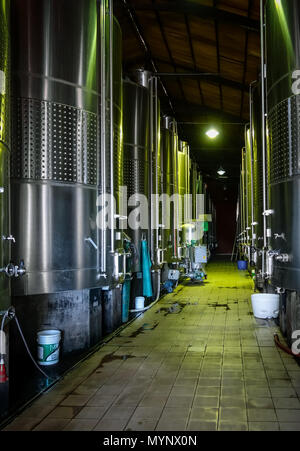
[274,333,300,358]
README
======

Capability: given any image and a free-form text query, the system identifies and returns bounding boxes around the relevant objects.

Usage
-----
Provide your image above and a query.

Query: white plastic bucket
[135,296,145,310]
[37,329,61,366]
[251,293,280,319]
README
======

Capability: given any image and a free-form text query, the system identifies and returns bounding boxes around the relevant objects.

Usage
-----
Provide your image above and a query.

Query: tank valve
[275,254,290,263]
[263,209,274,216]
[268,250,279,257]
[16,260,26,276]
[274,233,286,240]
[2,235,16,243]
[0,260,26,278]
[0,263,16,277]
[85,237,98,250]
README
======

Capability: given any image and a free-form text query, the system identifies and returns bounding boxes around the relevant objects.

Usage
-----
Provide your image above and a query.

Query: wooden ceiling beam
[184,14,204,105]
[213,0,223,111]
[151,59,248,92]
[132,1,260,33]
[240,0,253,117]
[170,99,247,122]
[151,0,186,102]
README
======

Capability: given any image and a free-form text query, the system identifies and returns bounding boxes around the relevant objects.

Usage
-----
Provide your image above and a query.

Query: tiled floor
[3,261,300,431]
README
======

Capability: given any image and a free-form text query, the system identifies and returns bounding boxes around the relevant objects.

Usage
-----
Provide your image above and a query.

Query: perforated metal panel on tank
[268,96,300,185]
[0,2,10,148]
[11,98,98,185]
[123,158,148,195]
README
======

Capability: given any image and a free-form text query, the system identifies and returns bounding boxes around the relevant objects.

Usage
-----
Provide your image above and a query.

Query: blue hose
[122,278,131,323]
[141,240,153,298]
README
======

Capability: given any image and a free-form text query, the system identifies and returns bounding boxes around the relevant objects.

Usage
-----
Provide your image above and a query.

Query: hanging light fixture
[206,128,219,139]
[217,166,226,176]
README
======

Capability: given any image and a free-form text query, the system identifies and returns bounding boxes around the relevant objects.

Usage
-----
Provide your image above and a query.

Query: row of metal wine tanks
[0,0,216,420]
[123,71,214,301]
[238,0,300,347]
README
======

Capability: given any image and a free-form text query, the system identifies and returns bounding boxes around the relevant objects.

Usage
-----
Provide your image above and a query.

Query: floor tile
[47,406,82,419]
[3,417,41,431]
[125,418,157,431]
[156,419,187,431]
[279,422,300,431]
[275,409,300,422]
[218,421,248,431]
[219,407,247,422]
[193,396,219,408]
[273,398,300,409]
[190,407,218,421]
[130,406,163,420]
[247,408,277,421]
[220,397,246,408]
[93,418,128,431]
[166,396,194,408]
[33,419,71,431]
[62,419,98,431]
[249,422,279,431]
[246,398,274,409]
[187,420,217,431]
[60,395,92,407]
[103,406,136,420]
[75,406,108,419]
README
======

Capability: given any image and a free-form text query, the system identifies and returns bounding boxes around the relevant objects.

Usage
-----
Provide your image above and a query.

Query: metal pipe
[154,77,160,262]
[100,0,107,274]
[109,0,115,256]
[260,0,267,252]
[249,82,257,250]
[244,125,249,244]
[241,148,246,240]
[149,76,154,261]
[240,166,242,239]
[175,134,180,257]
[186,143,190,221]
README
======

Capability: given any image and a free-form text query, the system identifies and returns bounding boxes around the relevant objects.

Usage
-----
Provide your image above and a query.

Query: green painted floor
[4,261,300,431]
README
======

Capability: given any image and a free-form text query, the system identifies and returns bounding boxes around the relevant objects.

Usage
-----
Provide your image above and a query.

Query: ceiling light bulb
[217,166,225,176]
[206,128,219,139]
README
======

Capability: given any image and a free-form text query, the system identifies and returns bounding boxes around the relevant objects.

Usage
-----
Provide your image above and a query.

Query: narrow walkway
[3,262,300,431]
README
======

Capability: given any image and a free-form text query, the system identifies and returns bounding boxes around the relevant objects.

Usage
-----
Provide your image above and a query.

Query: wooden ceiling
[115,0,262,181]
